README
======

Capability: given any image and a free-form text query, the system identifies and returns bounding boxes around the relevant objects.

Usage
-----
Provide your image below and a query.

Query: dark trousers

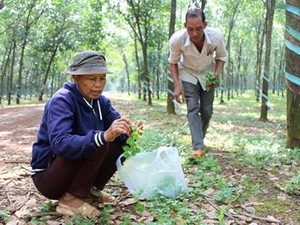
[181,81,214,150]
[32,142,124,200]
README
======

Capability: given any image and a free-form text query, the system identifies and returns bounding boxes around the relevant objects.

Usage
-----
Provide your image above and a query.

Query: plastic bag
[116,146,188,199]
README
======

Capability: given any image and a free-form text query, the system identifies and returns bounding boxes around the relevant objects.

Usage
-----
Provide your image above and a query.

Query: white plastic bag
[116,146,188,199]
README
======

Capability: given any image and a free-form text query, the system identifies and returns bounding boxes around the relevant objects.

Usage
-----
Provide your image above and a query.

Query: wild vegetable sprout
[206,72,221,91]
[123,125,141,158]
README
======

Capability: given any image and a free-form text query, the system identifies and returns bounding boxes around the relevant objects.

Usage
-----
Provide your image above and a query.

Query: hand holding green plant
[206,72,221,91]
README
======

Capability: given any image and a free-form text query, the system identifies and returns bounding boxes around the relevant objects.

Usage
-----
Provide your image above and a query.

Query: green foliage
[119,215,132,225]
[205,72,221,91]
[285,170,300,196]
[98,206,111,225]
[0,211,10,224]
[213,185,242,203]
[66,213,98,225]
[146,195,204,224]
[218,205,226,225]
[123,125,142,158]
[134,202,145,213]
[41,201,56,212]
[25,216,46,224]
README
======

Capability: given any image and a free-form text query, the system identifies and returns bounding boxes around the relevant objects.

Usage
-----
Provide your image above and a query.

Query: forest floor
[0,92,299,225]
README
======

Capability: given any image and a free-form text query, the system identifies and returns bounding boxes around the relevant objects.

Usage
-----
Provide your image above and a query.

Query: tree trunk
[255,20,265,102]
[134,37,142,99]
[167,0,176,114]
[155,42,162,100]
[17,37,27,104]
[8,40,17,105]
[141,43,152,106]
[1,45,12,104]
[122,50,130,96]
[260,0,276,121]
[285,0,300,148]
[39,42,59,101]
[16,2,42,104]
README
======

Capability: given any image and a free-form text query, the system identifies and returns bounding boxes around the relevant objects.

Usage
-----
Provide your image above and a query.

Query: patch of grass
[255,196,296,217]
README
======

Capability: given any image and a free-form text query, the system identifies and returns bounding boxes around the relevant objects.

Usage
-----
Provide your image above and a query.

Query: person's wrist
[103,131,108,142]
[101,131,107,143]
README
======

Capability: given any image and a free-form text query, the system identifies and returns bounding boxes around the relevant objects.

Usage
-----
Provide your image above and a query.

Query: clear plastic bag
[116,146,188,199]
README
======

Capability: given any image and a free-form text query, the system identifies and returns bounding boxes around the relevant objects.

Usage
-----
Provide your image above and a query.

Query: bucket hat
[66,50,113,75]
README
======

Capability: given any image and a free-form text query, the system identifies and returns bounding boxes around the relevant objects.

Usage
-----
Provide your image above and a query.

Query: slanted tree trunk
[134,37,142,99]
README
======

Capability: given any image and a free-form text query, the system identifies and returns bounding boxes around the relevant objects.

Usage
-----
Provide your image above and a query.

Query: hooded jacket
[31,82,127,174]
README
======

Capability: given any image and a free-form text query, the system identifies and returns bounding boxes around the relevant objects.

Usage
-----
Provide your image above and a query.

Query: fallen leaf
[206,211,217,219]
[242,206,256,214]
[201,219,219,224]
[266,215,280,223]
[205,188,215,196]
[226,220,235,225]
[119,198,137,206]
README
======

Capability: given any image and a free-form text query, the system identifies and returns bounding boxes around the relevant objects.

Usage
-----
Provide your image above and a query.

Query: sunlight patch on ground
[0,131,12,136]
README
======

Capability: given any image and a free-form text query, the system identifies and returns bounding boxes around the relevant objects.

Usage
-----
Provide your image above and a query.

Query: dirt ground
[0,95,299,225]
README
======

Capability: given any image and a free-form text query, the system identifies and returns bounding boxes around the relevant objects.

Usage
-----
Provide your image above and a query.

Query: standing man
[168,8,228,158]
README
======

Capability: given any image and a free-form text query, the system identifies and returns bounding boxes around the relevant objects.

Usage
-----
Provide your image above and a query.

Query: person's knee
[202,108,213,121]
[187,99,200,113]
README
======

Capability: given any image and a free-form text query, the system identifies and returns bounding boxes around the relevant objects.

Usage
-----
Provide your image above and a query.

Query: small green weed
[218,205,226,225]
[213,185,243,204]
[285,170,300,196]
[0,210,10,224]
[41,201,56,212]
[119,215,132,225]
[66,212,98,225]
[134,202,145,213]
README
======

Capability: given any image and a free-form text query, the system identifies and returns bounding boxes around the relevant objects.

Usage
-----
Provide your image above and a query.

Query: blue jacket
[31,82,127,173]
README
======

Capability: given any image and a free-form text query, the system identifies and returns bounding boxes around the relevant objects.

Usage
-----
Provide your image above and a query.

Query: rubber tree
[284,1,300,148]
[260,0,276,121]
[166,0,176,114]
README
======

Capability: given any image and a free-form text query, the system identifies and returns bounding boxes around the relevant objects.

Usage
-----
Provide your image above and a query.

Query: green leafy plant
[66,213,98,225]
[206,72,221,91]
[134,202,145,213]
[123,125,142,158]
[0,211,10,224]
[285,170,300,196]
[41,201,56,212]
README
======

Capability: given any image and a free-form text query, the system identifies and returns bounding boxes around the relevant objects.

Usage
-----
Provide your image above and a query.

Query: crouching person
[30,50,143,217]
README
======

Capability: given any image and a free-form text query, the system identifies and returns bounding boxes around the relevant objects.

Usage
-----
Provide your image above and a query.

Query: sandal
[56,201,100,217]
[90,187,115,202]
